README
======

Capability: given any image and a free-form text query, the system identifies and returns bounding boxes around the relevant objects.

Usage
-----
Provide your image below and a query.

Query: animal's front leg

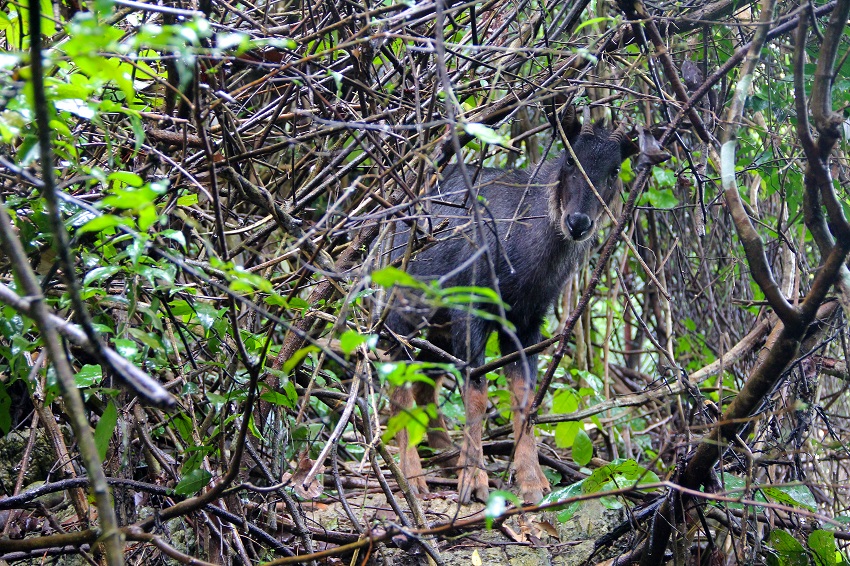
[457,382,489,503]
[510,370,550,503]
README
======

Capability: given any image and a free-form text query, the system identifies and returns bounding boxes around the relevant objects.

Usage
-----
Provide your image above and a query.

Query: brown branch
[714,0,802,328]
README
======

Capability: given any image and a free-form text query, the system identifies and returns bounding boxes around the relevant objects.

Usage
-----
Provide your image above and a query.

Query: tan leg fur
[510,368,550,503]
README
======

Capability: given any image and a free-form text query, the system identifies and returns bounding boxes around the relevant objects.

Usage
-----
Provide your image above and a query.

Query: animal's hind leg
[457,376,490,503]
[509,365,550,503]
[412,332,456,455]
[390,383,430,496]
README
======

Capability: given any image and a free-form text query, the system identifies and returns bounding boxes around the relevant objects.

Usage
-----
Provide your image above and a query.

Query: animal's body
[385,108,638,504]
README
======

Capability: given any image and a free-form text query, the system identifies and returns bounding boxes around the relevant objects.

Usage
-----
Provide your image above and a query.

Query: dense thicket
[0,0,849,564]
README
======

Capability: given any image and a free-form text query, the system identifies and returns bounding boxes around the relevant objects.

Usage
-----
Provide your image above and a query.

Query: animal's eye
[611,167,620,177]
[566,156,576,167]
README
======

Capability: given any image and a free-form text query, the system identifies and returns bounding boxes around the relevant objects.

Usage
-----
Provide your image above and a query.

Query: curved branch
[715,0,802,328]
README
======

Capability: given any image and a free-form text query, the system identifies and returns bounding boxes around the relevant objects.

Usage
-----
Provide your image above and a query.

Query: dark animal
[384,106,638,504]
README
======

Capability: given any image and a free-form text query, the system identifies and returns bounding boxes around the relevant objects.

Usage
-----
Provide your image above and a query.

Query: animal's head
[549,106,638,242]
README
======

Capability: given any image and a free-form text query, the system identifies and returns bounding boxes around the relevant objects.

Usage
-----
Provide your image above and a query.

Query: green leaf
[768,530,808,566]
[339,330,367,355]
[75,364,103,388]
[108,171,145,187]
[177,193,198,206]
[174,469,212,495]
[555,421,579,448]
[644,188,679,209]
[763,484,817,512]
[572,429,593,466]
[0,381,11,435]
[84,265,122,286]
[370,266,423,288]
[376,361,444,387]
[541,480,585,522]
[160,229,187,249]
[76,214,129,235]
[382,405,432,446]
[462,122,511,147]
[283,346,320,375]
[172,413,195,444]
[574,16,615,33]
[552,388,579,413]
[808,530,837,566]
[582,459,657,493]
[114,338,139,360]
[283,381,298,407]
[94,401,118,462]
[260,390,297,409]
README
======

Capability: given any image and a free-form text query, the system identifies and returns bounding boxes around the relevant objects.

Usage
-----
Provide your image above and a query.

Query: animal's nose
[566,213,592,240]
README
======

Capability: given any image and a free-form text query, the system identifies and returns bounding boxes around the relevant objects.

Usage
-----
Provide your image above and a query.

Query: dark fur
[385,116,637,503]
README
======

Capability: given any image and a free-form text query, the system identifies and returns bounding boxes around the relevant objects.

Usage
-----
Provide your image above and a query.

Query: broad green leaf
[371,266,422,288]
[114,338,139,360]
[84,265,122,286]
[582,459,657,493]
[555,421,580,448]
[808,530,836,566]
[339,330,367,355]
[283,346,320,375]
[260,390,297,409]
[94,401,118,462]
[174,469,212,495]
[763,485,817,512]
[0,381,11,435]
[463,122,510,146]
[382,406,429,446]
[76,214,128,235]
[108,171,145,188]
[768,530,808,566]
[283,381,298,408]
[541,480,585,522]
[644,188,679,209]
[160,229,187,249]
[172,413,195,444]
[176,193,199,206]
[552,388,579,413]
[572,429,593,466]
[75,364,103,388]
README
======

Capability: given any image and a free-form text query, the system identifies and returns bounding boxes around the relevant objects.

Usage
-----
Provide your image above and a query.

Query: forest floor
[301,490,629,565]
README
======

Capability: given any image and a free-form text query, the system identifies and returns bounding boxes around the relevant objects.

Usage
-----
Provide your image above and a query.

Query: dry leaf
[291,452,324,499]
[502,524,524,543]
[534,520,559,539]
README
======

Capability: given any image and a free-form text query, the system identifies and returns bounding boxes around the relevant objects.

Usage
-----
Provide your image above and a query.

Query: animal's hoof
[457,467,489,504]
[517,464,551,504]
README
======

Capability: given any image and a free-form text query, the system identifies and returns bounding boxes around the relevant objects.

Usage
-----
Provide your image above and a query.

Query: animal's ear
[621,133,640,159]
[547,100,581,141]
[635,125,671,167]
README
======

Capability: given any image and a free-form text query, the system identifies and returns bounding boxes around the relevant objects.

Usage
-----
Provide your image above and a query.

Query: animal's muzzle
[565,213,593,241]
